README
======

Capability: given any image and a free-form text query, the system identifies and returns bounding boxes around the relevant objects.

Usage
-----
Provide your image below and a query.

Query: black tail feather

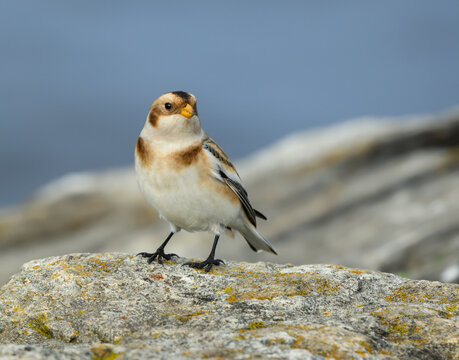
[254,209,267,220]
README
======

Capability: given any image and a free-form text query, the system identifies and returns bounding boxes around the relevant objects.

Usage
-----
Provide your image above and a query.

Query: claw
[137,249,179,265]
[184,258,224,272]
[148,253,159,264]
[137,252,153,258]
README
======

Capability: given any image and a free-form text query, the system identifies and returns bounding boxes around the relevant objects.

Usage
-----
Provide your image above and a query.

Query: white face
[155,112,201,138]
[144,92,201,140]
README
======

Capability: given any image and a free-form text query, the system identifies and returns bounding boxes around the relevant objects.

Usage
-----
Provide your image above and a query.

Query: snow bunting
[135,91,277,272]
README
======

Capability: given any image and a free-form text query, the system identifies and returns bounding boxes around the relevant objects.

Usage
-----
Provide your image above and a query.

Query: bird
[134,91,277,272]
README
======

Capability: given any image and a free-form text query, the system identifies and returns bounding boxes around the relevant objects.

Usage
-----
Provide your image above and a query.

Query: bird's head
[145,91,200,139]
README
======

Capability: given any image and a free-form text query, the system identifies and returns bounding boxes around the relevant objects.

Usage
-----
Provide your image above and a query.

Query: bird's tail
[239,224,277,255]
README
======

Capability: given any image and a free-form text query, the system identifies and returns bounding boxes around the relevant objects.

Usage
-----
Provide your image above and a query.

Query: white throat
[141,119,204,153]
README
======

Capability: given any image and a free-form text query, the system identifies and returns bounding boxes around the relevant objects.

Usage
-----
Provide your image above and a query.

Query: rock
[0,253,457,359]
[1,109,459,285]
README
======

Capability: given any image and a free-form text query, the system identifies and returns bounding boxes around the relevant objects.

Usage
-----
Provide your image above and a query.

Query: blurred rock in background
[1,108,458,286]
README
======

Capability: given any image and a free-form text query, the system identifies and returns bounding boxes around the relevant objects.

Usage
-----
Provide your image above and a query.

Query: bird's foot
[137,249,178,264]
[184,257,224,272]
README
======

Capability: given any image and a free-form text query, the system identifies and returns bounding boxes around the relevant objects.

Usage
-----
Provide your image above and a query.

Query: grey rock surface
[0,253,458,359]
[1,109,459,285]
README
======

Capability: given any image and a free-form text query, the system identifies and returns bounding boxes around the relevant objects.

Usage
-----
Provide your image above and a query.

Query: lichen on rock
[0,253,457,359]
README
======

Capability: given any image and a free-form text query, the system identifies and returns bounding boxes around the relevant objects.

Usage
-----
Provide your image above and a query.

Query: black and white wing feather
[202,134,266,227]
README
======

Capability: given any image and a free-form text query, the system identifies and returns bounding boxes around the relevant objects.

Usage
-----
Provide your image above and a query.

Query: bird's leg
[137,232,178,264]
[184,234,224,272]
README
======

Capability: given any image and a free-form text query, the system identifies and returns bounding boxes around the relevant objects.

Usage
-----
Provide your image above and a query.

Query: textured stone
[0,253,457,359]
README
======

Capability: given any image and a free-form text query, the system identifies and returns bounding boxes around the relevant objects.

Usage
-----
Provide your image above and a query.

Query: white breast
[135,152,241,234]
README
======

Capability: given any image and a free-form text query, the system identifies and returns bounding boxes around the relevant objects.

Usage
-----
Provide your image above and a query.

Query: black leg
[137,232,178,264]
[184,234,224,272]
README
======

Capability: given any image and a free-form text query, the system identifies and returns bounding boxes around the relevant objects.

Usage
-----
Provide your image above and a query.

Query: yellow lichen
[358,341,373,354]
[232,335,245,340]
[174,311,209,323]
[372,308,429,346]
[162,311,209,323]
[220,286,232,294]
[248,321,265,329]
[90,345,123,360]
[27,314,53,339]
[290,334,306,349]
[385,287,425,303]
[391,323,408,334]
[221,271,344,302]
[348,269,364,274]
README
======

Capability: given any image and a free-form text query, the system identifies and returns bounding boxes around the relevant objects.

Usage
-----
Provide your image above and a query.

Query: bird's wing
[202,134,265,227]
[202,134,237,173]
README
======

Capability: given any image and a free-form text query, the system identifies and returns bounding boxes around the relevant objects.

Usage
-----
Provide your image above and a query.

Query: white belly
[135,160,240,233]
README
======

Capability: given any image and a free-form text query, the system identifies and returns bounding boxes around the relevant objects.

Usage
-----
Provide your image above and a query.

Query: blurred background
[1,1,458,284]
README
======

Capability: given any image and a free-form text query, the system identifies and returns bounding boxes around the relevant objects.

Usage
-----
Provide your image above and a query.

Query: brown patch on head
[135,137,153,168]
[148,109,160,127]
[172,91,198,115]
[148,92,198,126]
[172,143,202,168]
[172,91,192,103]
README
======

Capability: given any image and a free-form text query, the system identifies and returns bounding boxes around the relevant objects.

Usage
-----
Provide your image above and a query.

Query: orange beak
[180,104,194,118]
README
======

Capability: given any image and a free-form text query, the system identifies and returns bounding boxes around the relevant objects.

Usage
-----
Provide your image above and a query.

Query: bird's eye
[164,103,172,110]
